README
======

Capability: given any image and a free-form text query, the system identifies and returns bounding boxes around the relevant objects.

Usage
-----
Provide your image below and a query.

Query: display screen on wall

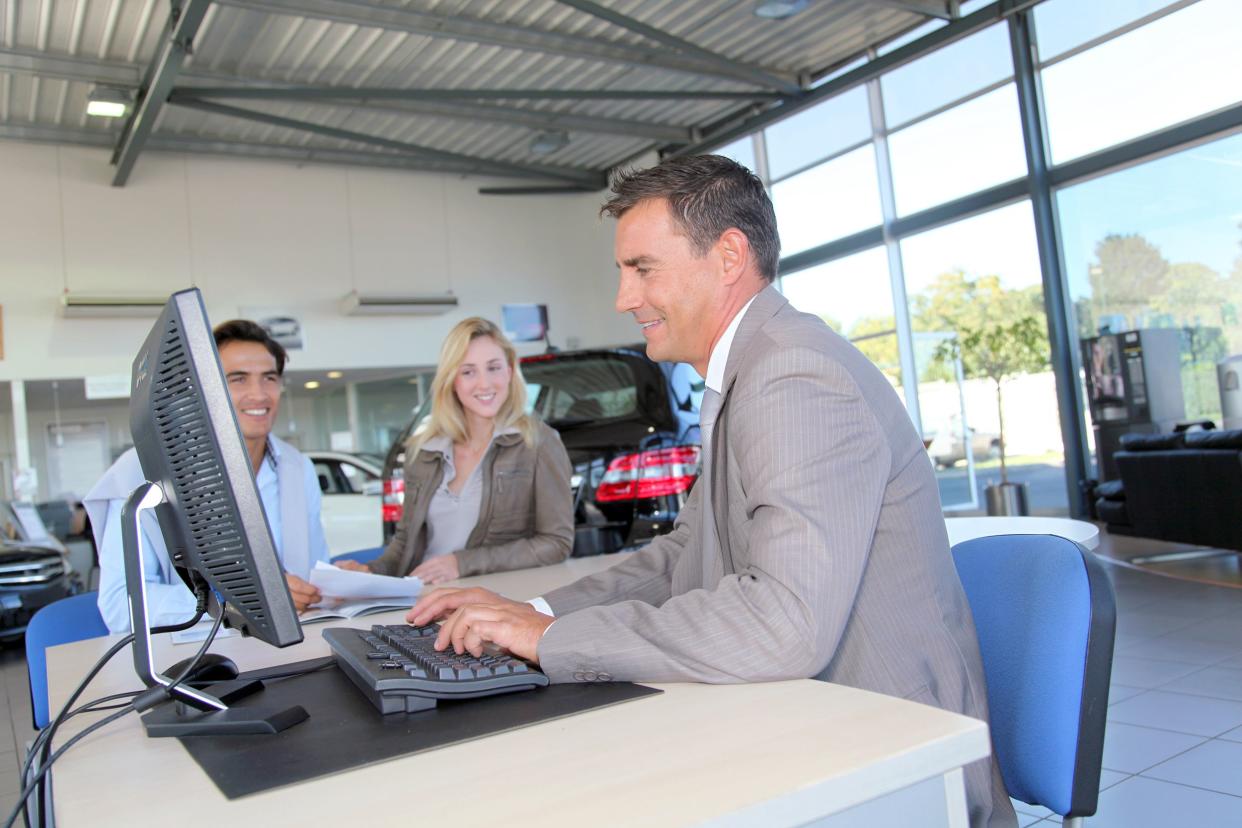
[502,304,549,343]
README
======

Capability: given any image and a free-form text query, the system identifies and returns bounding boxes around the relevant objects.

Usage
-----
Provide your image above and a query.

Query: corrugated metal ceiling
[0,0,955,187]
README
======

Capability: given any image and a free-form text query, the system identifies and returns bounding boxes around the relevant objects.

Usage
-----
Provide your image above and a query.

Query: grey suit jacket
[538,286,1014,828]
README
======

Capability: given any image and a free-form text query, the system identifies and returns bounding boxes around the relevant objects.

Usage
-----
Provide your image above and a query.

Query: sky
[751,0,1242,326]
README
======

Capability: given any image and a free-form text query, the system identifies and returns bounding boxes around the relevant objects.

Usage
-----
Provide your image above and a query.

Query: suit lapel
[707,285,788,579]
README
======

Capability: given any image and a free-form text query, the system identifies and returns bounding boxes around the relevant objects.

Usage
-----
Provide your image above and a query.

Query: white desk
[945,516,1100,550]
[45,556,990,827]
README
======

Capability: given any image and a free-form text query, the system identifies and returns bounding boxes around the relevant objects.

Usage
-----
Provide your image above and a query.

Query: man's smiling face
[613,198,722,369]
[220,340,282,445]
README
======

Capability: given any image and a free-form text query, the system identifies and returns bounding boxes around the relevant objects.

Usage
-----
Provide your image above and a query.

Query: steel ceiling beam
[551,0,802,94]
[871,0,955,20]
[170,85,779,103]
[214,0,784,89]
[169,97,606,187]
[293,98,691,143]
[673,0,1040,158]
[0,123,519,177]
[0,46,140,87]
[0,46,695,143]
[111,0,213,186]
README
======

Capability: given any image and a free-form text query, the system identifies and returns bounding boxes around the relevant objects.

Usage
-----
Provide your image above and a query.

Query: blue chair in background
[333,547,383,566]
[952,534,1116,828]
[25,592,110,729]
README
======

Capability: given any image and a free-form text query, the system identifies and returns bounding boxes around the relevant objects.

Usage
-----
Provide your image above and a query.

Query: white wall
[0,141,635,383]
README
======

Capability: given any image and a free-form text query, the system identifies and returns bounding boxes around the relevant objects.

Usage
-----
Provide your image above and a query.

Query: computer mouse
[164,653,240,686]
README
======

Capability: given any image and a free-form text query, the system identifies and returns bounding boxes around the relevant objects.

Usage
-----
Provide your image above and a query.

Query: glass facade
[736,0,1241,515]
[1057,132,1242,432]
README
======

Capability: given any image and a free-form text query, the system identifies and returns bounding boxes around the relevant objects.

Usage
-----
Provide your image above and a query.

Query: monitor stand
[121,482,308,737]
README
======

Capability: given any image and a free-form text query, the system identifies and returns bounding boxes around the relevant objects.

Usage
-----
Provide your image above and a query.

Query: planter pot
[985,481,1029,516]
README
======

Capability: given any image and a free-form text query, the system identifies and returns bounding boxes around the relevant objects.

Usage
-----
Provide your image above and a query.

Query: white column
[345,381,361,452]
[10,380,37,501]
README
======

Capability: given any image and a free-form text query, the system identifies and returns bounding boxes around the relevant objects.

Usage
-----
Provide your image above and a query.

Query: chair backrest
[25,592,110,729]
[333,546,383,565]
[951,534,1116,819]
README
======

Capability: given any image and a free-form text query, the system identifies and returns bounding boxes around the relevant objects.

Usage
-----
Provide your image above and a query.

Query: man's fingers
[407,588,465,625]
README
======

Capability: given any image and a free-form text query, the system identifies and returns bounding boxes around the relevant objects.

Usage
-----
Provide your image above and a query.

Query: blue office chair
[25,592,110,729]
[951,534,1115,828]
[333,546,383,565]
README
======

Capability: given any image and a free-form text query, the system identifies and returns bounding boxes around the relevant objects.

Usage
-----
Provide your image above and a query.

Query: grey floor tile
[1115,611,1202,638]
[1108,689,1242,737]
[1084,775,1242,827]
[1101,722,1204,774]
[1109,655,1204,689]
[1011,798,1052,819]
[1142,738,1242,797]
[1160,666,1242,702]
[1215,653,1242,670]
[1098,769,1128,790]
[1108,684,1145,706]
[1116,634,1242,666]
[1018,813,1044,827]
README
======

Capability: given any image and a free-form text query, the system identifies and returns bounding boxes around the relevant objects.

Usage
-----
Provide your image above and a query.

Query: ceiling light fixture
[753,0,810,20]
[529,130,570,155]
[326,371,343,379]
[86,86,132,118]
[304,381,321,390]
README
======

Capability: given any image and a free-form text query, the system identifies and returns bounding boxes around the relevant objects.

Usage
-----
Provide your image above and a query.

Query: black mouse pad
[176,658,662,799]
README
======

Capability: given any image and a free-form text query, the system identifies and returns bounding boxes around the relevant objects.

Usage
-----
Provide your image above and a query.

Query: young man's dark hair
[600,154,781,283]
[213,319,289,375]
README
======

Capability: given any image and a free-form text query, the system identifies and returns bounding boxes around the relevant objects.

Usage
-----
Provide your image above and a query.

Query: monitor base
[142,696,308,737]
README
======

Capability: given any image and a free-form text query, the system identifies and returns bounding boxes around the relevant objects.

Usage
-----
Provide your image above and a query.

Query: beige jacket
[536,286,1014,828]
[369,419,573,578]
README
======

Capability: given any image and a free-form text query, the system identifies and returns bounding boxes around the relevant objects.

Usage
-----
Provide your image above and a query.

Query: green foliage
[846,316,900,380]
[933,315,1050,387]
[921,273,1051,483]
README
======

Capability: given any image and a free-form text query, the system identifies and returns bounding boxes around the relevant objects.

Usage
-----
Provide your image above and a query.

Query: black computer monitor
[122,288,306,736]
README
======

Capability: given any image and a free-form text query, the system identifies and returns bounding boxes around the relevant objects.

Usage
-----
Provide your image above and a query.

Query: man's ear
[716,227,750,286]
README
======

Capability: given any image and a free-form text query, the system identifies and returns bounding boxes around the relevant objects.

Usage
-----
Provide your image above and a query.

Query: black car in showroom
[382,346,703,556]
[0,538,84,641]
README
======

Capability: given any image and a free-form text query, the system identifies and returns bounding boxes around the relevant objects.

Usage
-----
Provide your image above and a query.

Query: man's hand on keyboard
[406,587,552,663]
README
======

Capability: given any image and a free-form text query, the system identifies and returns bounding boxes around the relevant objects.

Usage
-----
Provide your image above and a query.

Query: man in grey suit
[409,155,1015,828]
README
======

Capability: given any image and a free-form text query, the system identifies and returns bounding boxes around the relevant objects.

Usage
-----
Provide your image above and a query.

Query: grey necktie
[698,388,723,581]
[699,387,722,456]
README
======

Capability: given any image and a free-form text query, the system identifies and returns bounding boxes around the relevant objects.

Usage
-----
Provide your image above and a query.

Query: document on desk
[309,561,423,601]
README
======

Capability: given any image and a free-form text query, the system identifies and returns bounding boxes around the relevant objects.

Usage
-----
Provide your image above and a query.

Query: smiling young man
[87,319,331,633]
[407,155,1015,827]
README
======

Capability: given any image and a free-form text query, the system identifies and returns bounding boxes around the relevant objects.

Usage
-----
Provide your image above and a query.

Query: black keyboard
[323,624,549,714]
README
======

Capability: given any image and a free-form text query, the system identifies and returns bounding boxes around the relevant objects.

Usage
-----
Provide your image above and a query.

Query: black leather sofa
[1095,429,1242,551]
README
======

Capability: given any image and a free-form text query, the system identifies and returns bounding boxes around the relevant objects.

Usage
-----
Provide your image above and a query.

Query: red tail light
[382,473,404,523]
[596,446,701,502]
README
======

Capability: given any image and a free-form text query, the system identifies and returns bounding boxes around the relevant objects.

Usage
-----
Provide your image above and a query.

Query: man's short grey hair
[600,155,780,283]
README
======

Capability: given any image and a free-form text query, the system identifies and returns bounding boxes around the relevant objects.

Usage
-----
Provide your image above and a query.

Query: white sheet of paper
[310,560,423,600]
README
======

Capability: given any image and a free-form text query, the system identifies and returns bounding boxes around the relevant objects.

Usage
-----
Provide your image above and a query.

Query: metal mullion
[676,0,1042,159]
[1047,101,1242,191]
[868,70,923,434]
[766,136,873,188]
[779,227,887,276]
[1009,10,1090,516]
[777,175,1032,282]
[882,74,1014,136]
[1035,0,1202,70]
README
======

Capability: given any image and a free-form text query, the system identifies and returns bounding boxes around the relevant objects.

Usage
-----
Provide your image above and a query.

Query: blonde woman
[340,318,573,584]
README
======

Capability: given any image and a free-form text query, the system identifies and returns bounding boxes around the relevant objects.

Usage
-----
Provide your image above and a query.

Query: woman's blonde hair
[409,317,537,451]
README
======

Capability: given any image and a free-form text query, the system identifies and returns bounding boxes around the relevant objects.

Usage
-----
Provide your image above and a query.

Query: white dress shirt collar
[704,293,759,394]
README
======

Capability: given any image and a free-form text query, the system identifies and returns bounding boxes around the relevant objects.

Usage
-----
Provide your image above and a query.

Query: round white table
[944,516,1100,550]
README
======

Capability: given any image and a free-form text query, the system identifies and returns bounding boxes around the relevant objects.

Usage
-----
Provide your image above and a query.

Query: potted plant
[934,315,1049,515]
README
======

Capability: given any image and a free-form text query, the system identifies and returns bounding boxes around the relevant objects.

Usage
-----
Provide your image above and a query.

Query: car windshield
[521,356,642,424]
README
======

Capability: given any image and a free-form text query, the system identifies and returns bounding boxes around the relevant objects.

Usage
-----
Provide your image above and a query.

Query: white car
[305,451,385,558]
